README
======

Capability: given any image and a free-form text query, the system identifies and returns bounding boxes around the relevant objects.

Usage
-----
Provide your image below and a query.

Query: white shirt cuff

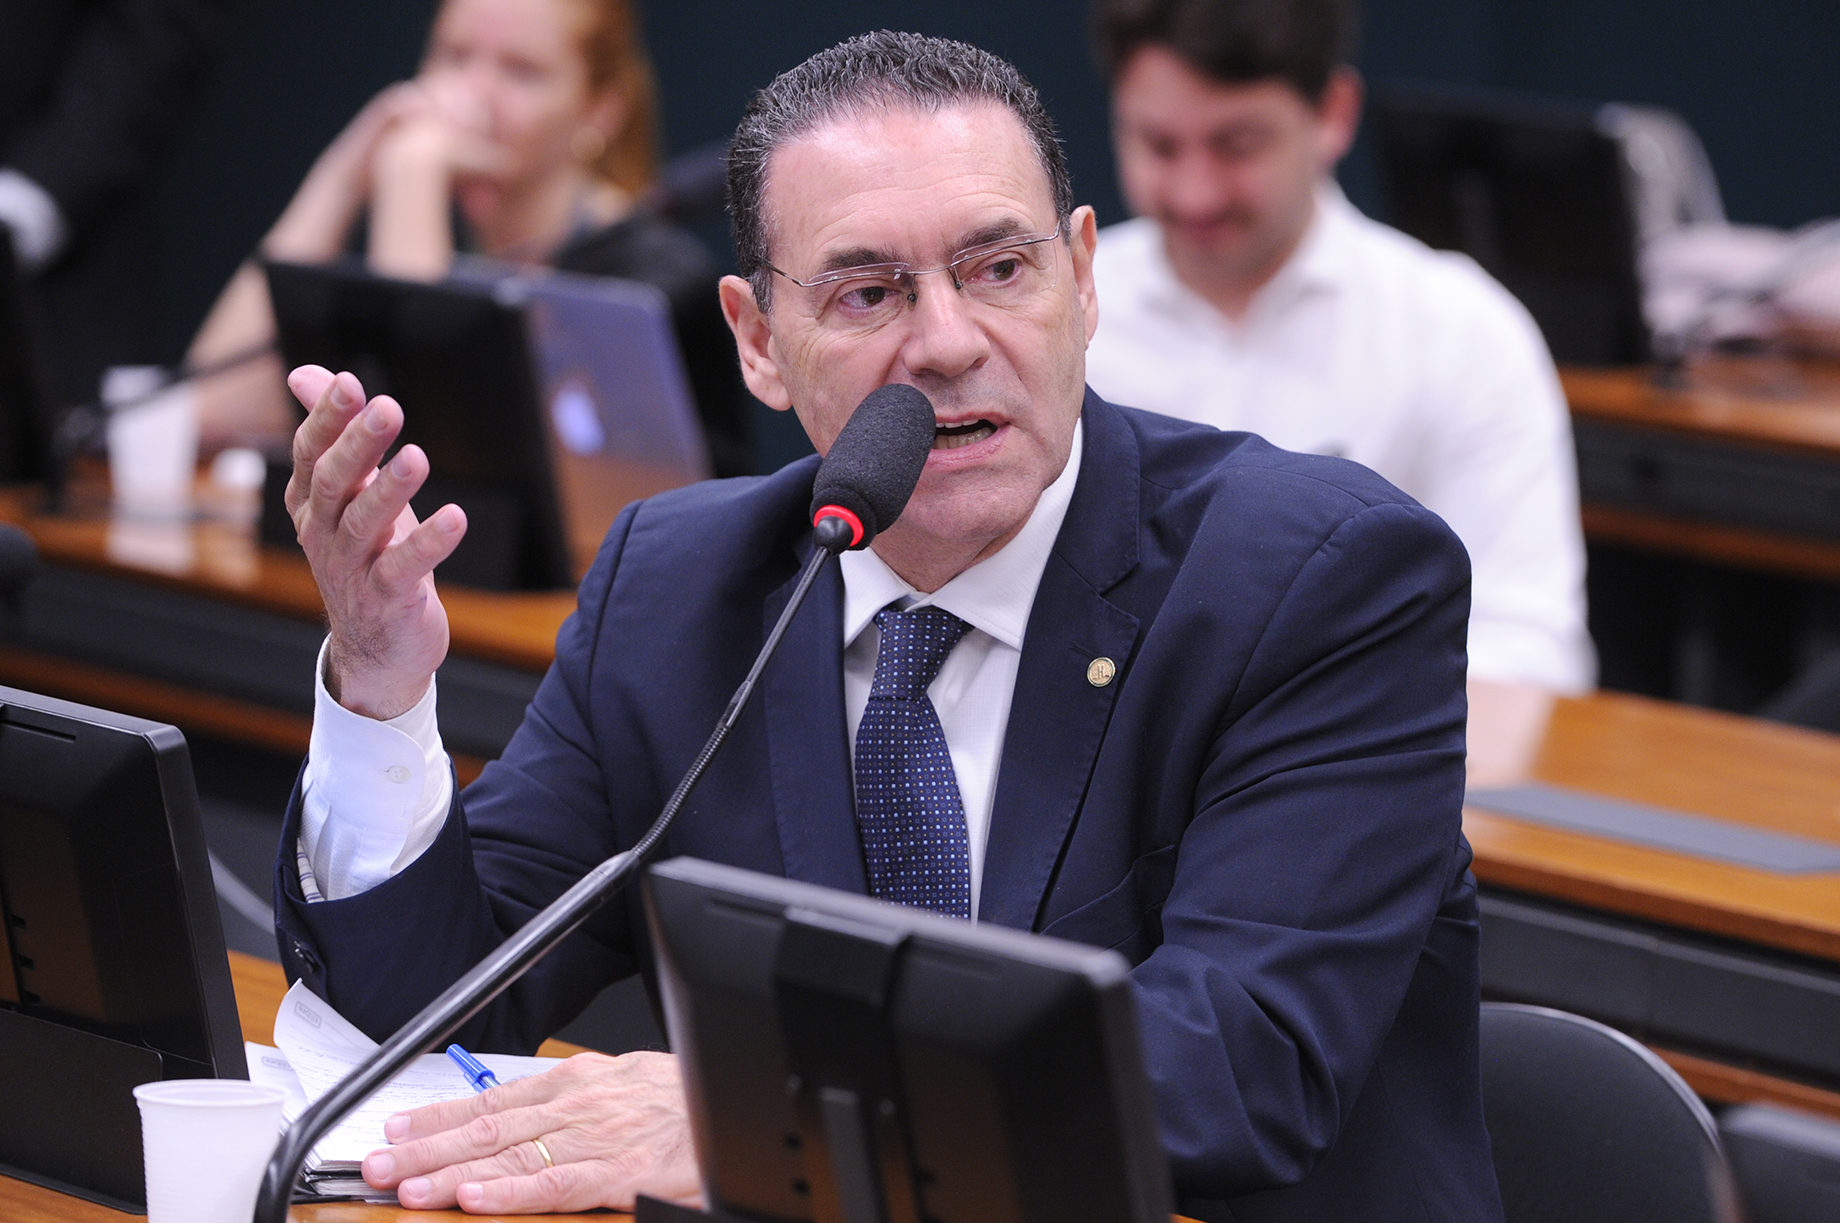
[298,639,453,900]
[0,170,69,272]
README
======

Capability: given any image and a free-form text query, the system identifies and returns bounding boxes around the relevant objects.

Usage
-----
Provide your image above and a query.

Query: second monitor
[264,259,710,590]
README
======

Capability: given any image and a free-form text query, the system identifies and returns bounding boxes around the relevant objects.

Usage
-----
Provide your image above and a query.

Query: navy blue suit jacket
[277,392,1502,1222]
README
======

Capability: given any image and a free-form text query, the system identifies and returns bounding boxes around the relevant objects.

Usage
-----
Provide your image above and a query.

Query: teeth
[933,421,995,450]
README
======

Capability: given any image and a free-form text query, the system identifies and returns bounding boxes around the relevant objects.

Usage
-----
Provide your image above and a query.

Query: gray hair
[726,30,1076,308]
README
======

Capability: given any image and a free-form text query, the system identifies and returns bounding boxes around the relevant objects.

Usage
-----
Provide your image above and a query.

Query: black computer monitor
[0,686,247,1210]
[643,857,1173,1223]
[264,258,574,590]
[1370,83,1651,366]
[0,233,52,485]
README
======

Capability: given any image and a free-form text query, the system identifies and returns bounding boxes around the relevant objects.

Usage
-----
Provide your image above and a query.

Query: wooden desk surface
[1561,357,1840,579]
[0,953,606,1223]
[0,481,572,772]
[0,957,1200,1222]
[1466,679,1840,962]
[1467,679,1840,1117]
[0,483,574,674]
[1561,357,1840,460]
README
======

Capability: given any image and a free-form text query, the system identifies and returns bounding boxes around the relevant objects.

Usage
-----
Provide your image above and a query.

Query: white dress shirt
[299,421,1083,907]
[1085,185,1595,693]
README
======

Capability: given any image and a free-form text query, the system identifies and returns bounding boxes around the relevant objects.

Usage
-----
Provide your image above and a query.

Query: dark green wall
[154,0,1840,362]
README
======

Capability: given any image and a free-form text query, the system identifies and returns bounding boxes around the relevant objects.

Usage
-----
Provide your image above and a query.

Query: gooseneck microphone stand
[250,516,857,1223]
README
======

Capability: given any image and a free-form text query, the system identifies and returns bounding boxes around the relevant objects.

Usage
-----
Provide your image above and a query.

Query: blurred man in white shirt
[1086,0,1594,692]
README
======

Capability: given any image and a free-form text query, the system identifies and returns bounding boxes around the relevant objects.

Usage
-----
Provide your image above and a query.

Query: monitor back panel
[0,688,245,1210]
[265,259,573,589]
[1373,84,1651,365]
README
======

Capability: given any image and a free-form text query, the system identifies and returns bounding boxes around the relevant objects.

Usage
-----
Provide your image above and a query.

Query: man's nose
[1163,152,1236,218]
[900,271,991,379]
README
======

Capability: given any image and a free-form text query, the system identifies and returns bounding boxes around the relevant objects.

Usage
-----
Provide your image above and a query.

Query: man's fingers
[285,364,336,412]
[373,501,468,589]
[285,369,374,522]
[390,1147,554,1211]
[337,444,429,554]
[385,1054,599,1145]
[362,1054,697,1216]
[303,394,404,537]
[453,1161,619,1215]
[368,1100,549,1186]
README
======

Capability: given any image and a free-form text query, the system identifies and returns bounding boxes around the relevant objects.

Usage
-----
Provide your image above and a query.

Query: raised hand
[284,365,468,720]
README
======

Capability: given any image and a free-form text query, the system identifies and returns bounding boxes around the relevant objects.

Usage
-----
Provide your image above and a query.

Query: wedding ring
[531,1136,556,1169]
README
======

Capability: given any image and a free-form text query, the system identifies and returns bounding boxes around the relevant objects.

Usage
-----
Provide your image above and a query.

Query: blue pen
[446,1043,500,1093]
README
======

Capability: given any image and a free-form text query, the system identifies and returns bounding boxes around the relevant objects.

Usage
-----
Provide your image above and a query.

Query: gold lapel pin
[1087,656,1117,688]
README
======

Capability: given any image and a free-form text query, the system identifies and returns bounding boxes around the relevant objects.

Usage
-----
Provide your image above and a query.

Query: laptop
[265,259,711,588]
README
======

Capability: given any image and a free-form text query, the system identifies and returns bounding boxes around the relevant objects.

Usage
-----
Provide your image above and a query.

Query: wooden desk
[0,957,1199,1223]
[0,484,574,772]
[1562,358,1840,581]
[1467,679,1840,1118]
[1561,357,1840,705]
[0,953,602,1223]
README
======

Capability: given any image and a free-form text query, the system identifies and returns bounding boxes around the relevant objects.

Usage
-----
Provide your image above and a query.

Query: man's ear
[1068,204,1100,346]
[719,274,792,411]
[1315,67,1364,168]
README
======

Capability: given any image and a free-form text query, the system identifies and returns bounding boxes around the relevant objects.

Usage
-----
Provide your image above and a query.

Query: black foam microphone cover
[809,384,935,549]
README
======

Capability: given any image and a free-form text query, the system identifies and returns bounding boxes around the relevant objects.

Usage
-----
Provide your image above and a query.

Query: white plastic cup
[103,364,199,518]
[133,1079,286,1223]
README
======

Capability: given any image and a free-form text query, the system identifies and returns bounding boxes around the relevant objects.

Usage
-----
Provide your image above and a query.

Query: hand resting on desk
[285,365,467,720]
[361,1049,701,1213]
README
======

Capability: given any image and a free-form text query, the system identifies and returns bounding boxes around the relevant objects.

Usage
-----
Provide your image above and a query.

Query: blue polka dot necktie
[854,605,973,918]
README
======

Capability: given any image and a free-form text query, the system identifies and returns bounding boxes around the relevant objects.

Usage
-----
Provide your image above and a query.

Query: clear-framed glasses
[763,219,1067,332]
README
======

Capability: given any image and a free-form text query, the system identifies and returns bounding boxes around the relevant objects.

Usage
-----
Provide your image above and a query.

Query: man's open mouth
[933,420,996,449]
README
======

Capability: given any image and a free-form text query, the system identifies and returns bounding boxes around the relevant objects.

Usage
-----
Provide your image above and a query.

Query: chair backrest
[1599,104,1727,248]
[1719,1102,1840,1223]
[1480,1003,1741,1223]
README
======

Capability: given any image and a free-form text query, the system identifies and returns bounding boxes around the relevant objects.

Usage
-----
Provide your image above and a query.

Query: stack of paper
[248,981,563,1200]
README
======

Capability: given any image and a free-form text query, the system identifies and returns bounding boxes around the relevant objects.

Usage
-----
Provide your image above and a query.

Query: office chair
[1600,104,1726,249]
[1480,1002,1742,1223]
[1720,1103,1840,1223]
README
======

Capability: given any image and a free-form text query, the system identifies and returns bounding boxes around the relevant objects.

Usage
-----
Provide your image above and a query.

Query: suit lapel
[761,550,867,893]
[979,393,1145,930]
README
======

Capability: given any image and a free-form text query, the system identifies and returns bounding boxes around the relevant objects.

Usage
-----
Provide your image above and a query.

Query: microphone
[0,524,37,617]
[252,384,937,1222]
[810,383,935,552]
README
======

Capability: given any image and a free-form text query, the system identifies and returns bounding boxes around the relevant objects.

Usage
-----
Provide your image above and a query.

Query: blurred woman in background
[189,0,745,474]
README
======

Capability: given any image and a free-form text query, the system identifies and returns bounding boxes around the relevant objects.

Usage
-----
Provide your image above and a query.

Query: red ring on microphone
[813,505,864,548]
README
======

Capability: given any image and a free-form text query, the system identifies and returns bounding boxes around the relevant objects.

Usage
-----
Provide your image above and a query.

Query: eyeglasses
[762,219,1067,332]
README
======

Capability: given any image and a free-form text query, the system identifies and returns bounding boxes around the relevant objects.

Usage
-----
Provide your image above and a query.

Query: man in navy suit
[276,30,1501,1223]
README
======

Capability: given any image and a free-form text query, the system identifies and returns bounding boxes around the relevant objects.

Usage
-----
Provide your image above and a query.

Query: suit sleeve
[276,507,649,1051]
[1128,499,1473,1195]
[7,0,232,236]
